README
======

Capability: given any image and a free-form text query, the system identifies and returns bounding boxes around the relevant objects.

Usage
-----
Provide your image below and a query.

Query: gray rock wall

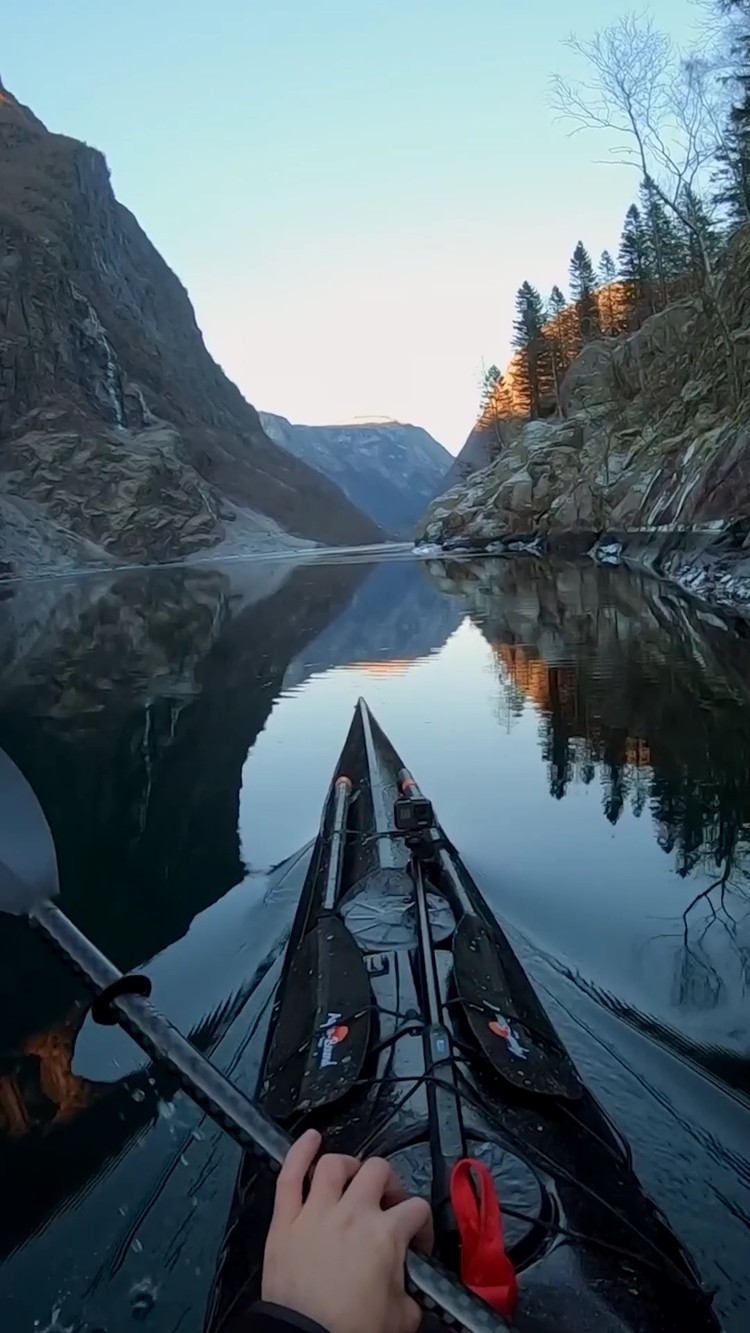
[0,85,382,574]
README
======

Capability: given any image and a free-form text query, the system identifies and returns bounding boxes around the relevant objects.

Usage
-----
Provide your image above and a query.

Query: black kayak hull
[205,700,719,1333]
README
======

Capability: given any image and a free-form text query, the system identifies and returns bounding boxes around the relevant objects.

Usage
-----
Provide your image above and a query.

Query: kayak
[205,699,718,1333]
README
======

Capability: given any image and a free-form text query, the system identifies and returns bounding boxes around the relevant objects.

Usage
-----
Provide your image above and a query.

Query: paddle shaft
[27,898,506,1333]
[31,898,291,1160]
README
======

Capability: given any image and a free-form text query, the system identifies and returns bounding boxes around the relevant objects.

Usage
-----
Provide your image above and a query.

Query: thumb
[385,1196,435,1257]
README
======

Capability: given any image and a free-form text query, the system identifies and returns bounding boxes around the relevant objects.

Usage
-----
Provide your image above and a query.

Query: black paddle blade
[262,914,371,1121]
[0,747,59,915]
[454,913,582,1101]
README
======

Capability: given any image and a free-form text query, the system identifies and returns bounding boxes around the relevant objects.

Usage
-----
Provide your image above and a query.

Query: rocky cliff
[419,226,750,609]
[259,413,451,536]
[440,416,521,491]
[0,80,382,574]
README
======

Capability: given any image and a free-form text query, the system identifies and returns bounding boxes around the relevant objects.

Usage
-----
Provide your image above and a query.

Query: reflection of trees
[505,633,750,903]
[494,672,527,733]
[428,557,750,1019]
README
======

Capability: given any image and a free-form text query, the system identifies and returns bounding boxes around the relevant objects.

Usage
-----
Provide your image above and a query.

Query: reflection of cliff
[0,559,368,1049]
[282,558,462,689]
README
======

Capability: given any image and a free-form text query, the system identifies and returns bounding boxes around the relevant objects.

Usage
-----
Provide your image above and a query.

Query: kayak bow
[206,699,719,1333]
[0,742,503,1333]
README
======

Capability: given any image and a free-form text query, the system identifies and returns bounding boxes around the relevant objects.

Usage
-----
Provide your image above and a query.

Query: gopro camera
[393,794,434,834]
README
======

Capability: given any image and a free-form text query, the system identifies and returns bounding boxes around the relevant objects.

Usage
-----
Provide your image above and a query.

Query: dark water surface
[1,552,749,1332]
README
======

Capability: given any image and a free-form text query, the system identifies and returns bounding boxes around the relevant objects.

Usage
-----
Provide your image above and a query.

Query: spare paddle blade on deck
[262,913,371,1121]
[453,914,582,1101]
[0,747,59,915]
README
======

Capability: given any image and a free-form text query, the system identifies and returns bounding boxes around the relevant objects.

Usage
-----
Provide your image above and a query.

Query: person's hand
[262,1128,434,1333]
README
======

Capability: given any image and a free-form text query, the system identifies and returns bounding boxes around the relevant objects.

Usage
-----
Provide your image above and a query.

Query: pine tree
[639,180,686,307]
[545,285,569,402]
[568,242,600,346]
[598,250,618,335]
[618,203,652,326]
[548,285,566,322]
[599,250,616,284]
[678,186,722,287]
[493,372,513,417]
[714,1,750,225]
[512,282,549,419]
[715,118,750,223]
[478,365,512,455]
[479,365,502,422]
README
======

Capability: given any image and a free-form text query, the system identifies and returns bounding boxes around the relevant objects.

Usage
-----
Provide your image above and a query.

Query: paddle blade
[453,914,582,1101]
[261,913,371,1121]
[0,747,60,915]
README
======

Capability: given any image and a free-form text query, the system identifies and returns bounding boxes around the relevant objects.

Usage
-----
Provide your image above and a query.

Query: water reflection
[0,554,461,1326]
[0,559,369,1050]
[0,552,748,1331]
[426,556,750,1092]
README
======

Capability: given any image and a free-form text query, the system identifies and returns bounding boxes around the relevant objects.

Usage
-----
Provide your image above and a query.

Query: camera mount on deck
[393,792,437,864]
[393,793,434,834]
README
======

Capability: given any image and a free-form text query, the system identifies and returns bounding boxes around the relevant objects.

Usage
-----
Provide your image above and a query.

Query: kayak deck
[205,699,718,1333]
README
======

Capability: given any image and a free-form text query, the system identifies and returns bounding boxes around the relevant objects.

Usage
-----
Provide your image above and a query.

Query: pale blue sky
[4,1,698,450]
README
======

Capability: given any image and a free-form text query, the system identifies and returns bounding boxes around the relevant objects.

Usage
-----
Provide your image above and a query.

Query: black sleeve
[243,1300,331,1333]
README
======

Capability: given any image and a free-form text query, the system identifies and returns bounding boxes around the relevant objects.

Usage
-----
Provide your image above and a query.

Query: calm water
[1,552,749,1332]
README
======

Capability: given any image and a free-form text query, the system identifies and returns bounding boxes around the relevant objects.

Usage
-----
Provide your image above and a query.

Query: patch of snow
[594,541,623,566]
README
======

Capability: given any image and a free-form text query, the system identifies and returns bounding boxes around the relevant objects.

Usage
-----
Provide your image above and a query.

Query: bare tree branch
[551,11,741,404]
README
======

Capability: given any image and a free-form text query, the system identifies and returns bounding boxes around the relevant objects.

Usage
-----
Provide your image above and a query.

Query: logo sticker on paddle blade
[318,1013,350,1069]
[488,1015,528,1060]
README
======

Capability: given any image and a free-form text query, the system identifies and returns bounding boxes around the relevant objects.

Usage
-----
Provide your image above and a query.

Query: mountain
[259,413,452,536]
[0,79,382,575]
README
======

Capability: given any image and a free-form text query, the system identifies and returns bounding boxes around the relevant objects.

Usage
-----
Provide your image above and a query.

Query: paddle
[397,762,582,1102]
[0,746,507,1333]
[262,773,371,1120]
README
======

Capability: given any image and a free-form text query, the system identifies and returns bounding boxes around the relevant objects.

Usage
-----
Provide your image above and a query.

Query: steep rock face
[440,417,522,491]
[259,414,451,536]
[420,418,596,546]
[0,82,381,572]
[419,227,750,605]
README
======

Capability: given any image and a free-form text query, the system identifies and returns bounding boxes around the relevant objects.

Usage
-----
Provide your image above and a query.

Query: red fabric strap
[450,1157,518,1319]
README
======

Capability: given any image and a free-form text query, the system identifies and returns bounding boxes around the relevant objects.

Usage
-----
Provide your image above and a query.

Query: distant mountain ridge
[260,413,452,537]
